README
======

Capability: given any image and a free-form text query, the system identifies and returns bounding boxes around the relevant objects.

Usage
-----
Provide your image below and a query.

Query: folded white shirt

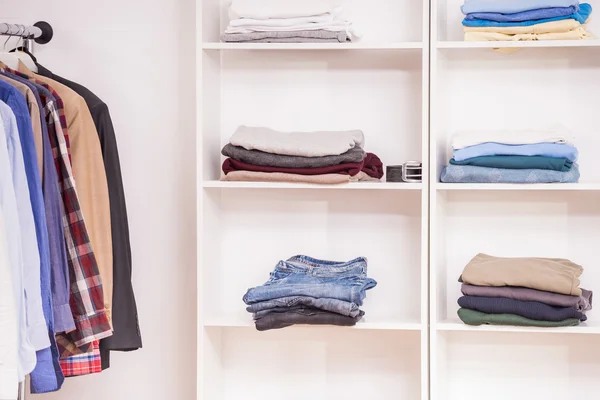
[229,12,336,28]
[224,20,352,34]
[229,0,336,20]
[452,126,576,149]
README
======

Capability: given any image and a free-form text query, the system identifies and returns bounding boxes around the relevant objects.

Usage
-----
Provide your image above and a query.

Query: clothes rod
[0,21,53,43]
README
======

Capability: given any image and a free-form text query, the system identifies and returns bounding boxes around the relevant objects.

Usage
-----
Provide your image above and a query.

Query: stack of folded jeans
[221,126,384,184]
[243,255,377,331]
[222,0,358,43]
[457,254,592,327]
[441,127,580,183]
[461,0,594,41]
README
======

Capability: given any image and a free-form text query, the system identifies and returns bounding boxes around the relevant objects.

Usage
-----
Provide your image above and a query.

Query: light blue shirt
[0,103,37,382]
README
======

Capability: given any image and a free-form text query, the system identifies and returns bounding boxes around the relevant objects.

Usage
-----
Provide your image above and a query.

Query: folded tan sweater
[222,170,355,184]
[461,254,583,296]
[464,27,591,41]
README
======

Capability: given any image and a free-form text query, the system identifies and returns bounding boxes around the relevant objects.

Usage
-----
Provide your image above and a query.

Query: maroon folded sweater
[223,153,384,178]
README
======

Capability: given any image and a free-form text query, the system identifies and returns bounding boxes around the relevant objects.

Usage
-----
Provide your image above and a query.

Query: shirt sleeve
[0,212,19,400]
[66,96,113,327]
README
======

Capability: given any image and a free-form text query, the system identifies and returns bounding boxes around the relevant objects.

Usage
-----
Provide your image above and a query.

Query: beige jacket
[17,62,114,325]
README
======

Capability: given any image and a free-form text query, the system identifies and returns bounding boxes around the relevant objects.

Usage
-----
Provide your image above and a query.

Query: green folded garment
[450,155,573,172]
[457,308,580,327]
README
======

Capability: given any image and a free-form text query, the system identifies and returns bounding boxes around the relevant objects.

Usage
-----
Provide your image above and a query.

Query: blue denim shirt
[0,72,73,333]
[0,76,65,393]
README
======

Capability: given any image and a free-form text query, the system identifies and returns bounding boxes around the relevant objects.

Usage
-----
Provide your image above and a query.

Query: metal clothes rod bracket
[0,21,53,53]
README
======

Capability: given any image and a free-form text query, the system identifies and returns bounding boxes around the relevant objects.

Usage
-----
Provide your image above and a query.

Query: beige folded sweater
[461,253,583,296]
[464,27,591,41]
[463,18,582,35]
[222,170,354,184]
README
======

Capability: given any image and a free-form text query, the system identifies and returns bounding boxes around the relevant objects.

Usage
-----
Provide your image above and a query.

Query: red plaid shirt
[0,65,113,354]
[59,340,101,376]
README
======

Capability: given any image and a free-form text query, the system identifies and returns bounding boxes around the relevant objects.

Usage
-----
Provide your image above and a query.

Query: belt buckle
[402,161,422,183]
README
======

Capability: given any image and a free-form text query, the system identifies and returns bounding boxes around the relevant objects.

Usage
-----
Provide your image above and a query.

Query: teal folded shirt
[450,155,573,172]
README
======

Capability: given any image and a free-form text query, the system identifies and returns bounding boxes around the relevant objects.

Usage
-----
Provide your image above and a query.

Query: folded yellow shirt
[464,26,592,41]
[463,18,582,34]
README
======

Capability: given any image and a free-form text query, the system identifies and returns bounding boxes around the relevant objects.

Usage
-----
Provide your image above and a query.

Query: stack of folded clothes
[461,0,594,41]
[221,126,384,184]
[440,127,580,183]
[222,0,358,43]
[243,255,377,331]
[457,254,592,327]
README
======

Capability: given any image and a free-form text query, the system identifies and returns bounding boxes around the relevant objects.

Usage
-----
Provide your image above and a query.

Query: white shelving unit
[430,0,600,397]
[198,0,600,398]
[197,0,430,399]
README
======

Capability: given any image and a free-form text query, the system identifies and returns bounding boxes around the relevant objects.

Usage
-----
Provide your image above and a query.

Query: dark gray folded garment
[461,284,592,312]
[221,30,349,43]
[254,308,365,331]
[222,144,365,169]
[458,295,587,322]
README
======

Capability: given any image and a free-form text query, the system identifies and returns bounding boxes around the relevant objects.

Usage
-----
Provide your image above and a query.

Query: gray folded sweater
[222,30,349,43]
[222,144,366,168]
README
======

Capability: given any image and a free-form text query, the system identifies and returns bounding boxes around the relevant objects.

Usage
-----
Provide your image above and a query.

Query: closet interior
[198,0,430,399]
[430,0,600,396]
[198,0,600,399]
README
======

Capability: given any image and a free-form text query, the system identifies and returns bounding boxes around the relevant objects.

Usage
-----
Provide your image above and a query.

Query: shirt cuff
[53,303,76,333]
[70,310,113,347]
[28,318,51,351]
[0,366,18,400]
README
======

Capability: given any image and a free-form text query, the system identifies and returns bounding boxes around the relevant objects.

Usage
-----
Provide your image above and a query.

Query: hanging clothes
[0,204,19,400]
[35,63,143,369]
[0,80,64,392]
[0,63,113,367]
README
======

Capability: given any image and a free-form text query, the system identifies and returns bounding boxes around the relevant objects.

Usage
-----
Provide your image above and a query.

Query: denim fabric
[243,256,377,306]
[441,163,580,183]
[465,5,579,22]
[247,296,361,318]
[463,3,590,25]
[255,308,365,331]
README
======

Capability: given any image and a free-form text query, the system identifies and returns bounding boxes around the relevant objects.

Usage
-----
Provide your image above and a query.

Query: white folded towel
[229,0,336,20]
[452,126,575,149]
[229,126,365,157]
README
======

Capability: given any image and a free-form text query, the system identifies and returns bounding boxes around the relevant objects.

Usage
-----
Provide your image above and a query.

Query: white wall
[1,1,197,398]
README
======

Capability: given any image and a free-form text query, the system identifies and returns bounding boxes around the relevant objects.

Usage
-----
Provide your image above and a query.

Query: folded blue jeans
[243,256,377,306]
[247,296,361,318]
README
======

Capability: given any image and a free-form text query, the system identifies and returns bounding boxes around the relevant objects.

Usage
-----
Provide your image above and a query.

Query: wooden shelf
[436,40,600,49]
[202,42,424,50]
[203,180,422,190]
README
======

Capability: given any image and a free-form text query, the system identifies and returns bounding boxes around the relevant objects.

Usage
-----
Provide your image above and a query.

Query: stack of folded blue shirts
[461,0,594,41]
[243,255,377,331]
[441,127,580,183]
